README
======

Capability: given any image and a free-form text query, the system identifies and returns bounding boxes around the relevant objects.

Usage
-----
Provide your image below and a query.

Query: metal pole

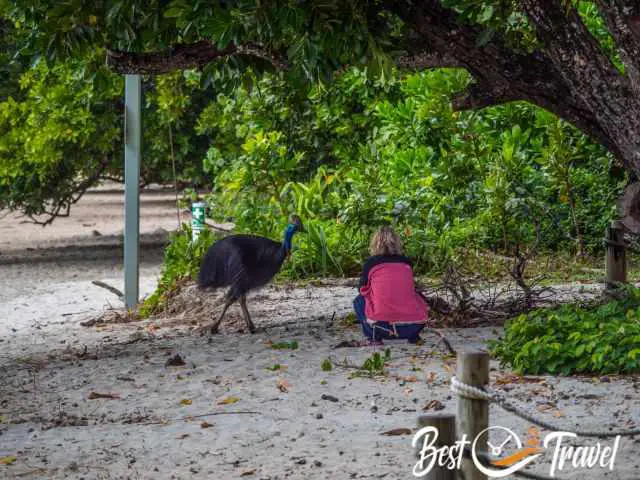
[124,74,141,309]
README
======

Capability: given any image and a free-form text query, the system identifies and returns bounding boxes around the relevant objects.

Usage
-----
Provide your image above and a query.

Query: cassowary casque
[198,215,304,334]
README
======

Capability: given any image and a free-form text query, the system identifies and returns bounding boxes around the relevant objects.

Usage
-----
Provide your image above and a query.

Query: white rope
[450,376,640,438]
[451,376,493,401]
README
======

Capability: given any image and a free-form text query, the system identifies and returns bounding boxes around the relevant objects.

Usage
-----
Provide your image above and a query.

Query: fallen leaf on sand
[381,428,413,436]
[88,392,120,400]
[554,411,565,418]
[180,399,192,406]
[536,404,554,413]
[240,469,256,476]
[495,374,520,385]
[201,421,213,428]
[0,456,16,465]
[423,400,445,411]
[278,379,291,393]
[217,396,240,405]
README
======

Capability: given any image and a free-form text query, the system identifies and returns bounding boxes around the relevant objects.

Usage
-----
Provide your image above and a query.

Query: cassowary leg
[210,294,235,335]
[239,295,256,333]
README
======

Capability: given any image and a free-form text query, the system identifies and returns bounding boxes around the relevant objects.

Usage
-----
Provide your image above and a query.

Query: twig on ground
[91,281,124,299]
[137,411,260,425]
[61,310,92,317]
[429,329,455,355]
[328,356,361,370]
[14,467,49,477]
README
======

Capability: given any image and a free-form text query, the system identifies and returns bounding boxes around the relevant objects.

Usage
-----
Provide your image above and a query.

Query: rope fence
[415,350,638,480]
[450,376,640,438]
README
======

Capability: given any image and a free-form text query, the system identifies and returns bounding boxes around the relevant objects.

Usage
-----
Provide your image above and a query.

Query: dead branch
[91,280,124,299]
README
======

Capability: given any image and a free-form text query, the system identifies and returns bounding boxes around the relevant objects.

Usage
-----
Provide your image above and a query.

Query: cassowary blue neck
[281,225,296,254]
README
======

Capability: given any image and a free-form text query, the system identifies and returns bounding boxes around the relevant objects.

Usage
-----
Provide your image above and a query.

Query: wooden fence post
[605,220,627,289]
[415,414,456,480]
[457,350,489,480]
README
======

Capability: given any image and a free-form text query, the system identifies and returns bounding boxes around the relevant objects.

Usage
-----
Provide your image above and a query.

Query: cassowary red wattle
[197,215,304,334]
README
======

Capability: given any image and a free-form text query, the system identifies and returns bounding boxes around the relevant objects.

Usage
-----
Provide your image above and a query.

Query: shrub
[139,224,216,317]
[355,348,392,377]
[491,288,640,375]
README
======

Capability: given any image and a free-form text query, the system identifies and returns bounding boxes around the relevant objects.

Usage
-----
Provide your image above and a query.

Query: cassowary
[198,215,304,334]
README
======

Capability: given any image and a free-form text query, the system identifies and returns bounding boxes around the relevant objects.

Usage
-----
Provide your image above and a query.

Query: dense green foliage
[122,65,627,319]
[3,1,637,378]
[138,224,215,317]
[0,51,212,222]
[197,68,625,278]
[0,1,619,85]
[0,53,122,220]
[0,0,627,228]
[491,288,640,375]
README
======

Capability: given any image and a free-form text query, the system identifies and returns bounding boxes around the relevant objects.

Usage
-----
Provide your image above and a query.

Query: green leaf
[478,6,495,23]
[476,27,496,47]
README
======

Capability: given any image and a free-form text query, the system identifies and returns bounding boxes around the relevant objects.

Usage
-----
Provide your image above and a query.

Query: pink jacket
[359,261,428,324]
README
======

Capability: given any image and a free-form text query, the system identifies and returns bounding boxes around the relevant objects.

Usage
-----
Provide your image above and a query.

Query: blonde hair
[370,226,403,256]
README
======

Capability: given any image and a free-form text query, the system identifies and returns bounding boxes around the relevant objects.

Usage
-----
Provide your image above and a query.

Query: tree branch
[106,40,288,75]
[451,82,517,110]
[388,0,619,156]
[396,50,462,70]
[28,157,111,226]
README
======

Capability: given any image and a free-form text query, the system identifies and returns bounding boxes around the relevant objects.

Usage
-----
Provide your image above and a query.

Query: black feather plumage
[198,234,287,296]
[197,215,304,334]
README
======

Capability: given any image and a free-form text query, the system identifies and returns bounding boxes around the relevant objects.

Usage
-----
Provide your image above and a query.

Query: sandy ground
[1,189,639,480]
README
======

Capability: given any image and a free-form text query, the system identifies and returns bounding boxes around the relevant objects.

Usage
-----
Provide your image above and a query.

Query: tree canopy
[1,0,640,229]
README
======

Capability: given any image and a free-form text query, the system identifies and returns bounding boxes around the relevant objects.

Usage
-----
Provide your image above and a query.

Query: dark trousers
[353,294,425,342]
